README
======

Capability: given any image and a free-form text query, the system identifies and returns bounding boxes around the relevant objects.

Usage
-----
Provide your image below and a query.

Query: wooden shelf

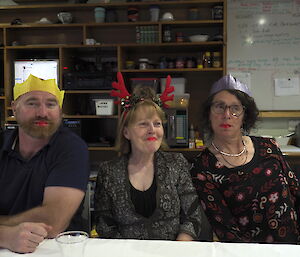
[64,90,111,94]
[88,146,117,151]
[0,1,225,10]
[121,68,223,73]
[63,115,118,119]
[259,111,300,118]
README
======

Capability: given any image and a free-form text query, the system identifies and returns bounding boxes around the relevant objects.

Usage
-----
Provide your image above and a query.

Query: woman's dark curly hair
[200,89,259,140]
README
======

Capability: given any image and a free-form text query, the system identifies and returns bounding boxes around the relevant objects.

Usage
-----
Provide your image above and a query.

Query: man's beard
[17,116,62,139]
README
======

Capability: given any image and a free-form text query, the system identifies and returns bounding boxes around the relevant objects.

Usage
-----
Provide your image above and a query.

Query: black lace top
[130,178,157,218]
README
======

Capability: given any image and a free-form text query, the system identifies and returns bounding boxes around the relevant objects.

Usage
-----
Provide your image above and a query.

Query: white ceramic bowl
[189,34,209,42]
[161,12,174,21]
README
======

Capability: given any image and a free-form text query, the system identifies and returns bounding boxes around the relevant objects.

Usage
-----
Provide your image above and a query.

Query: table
[1,238,299,257]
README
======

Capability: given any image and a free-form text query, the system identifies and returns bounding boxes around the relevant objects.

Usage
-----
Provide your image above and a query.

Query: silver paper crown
[210,74,252,97]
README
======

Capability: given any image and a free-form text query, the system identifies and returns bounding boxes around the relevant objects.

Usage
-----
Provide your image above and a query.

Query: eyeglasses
[211,102,245,117]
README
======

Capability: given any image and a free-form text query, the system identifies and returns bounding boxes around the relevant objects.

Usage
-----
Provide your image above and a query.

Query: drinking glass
[55,231,88,257]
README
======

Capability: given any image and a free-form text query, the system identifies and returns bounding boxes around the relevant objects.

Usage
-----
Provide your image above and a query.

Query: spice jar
[167,58,175,69]
[139,58,149,70]
[175,32,184,42]
[203,51,212,68]
[159,56,167,69]
[188,8,199,20]
[128,6,139,22]
[175,57,185,69]
[186,57,196,68]
[126,60,135,69]
[212,52,221,68]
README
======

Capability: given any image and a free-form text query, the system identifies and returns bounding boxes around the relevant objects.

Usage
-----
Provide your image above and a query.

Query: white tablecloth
[1,238,299,257]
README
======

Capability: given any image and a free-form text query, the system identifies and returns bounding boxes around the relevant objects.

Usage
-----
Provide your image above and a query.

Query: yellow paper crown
[13,74,65,107]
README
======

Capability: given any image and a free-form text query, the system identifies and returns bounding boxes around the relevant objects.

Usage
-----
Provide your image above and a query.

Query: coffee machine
[165,108,189,148]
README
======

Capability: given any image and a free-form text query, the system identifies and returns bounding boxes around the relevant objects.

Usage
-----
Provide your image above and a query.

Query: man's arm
[0,186,84,238]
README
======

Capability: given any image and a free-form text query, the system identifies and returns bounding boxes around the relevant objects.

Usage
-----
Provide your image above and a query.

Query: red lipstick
[36,121,48,127]
[220,124,231,128]
[147,137,157,141]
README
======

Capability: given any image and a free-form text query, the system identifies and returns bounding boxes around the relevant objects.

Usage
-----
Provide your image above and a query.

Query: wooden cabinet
[0,0,226,158]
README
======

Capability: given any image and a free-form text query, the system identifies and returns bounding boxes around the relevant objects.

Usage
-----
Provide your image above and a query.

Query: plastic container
[139,58,149,70]
[94,7,106,23]
[94,99,114,115]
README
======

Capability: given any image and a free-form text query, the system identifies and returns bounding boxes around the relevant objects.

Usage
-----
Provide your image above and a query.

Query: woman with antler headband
[94,72,203,240]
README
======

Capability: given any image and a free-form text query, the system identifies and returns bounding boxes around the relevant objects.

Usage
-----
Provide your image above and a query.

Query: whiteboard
[227,0,300,110]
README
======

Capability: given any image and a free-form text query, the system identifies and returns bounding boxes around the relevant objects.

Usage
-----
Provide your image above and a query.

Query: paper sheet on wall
[274,77,300,96]
[229,72,251,90]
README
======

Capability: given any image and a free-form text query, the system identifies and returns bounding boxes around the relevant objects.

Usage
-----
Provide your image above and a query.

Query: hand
[176,232,194,241]
[5,222,52,253]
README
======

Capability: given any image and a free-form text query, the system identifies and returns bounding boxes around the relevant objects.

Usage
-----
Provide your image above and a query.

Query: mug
[57,12,73,24]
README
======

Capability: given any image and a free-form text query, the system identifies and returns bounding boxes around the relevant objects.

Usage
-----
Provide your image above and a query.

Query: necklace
[211,140,246,157]
[221,148,248,168]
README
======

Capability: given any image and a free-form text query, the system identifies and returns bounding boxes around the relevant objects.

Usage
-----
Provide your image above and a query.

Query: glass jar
[203,51,212,68]
[186,57,196,68]
[139,58,149,70]
[167,58,175,69]
[188,8,199,20]
[163,25,172,42]
[126,60,135,69]
[175,57,185,69]
[159,56,167,69]
[175,32,184,42]
[128,6,139,22]
[212,52,221,68]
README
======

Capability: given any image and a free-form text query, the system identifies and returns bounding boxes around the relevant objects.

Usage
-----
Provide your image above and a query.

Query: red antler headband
[110,72,174,110]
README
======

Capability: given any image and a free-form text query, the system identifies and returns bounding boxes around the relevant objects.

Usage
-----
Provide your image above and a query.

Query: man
[0,74,90,253]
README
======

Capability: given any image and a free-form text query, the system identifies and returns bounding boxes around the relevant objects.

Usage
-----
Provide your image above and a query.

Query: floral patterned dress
[191,136,300,243]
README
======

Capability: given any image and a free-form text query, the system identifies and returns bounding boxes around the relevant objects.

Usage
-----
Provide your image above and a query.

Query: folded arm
[0,186,84,238]
[0,222,51,253]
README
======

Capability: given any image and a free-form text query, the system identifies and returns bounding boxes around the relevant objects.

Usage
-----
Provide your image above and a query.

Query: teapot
[57,12,73,24]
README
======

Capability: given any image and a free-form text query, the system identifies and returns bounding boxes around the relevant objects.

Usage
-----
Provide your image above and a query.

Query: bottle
[163,25,172,42]
[189,124,195,149]
[194,129,204,149]
[212,51,221,68]
[203,51,212,68]
[197,53,204,69]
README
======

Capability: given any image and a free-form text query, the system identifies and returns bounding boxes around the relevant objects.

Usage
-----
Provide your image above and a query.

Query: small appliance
[165,109,189,148]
